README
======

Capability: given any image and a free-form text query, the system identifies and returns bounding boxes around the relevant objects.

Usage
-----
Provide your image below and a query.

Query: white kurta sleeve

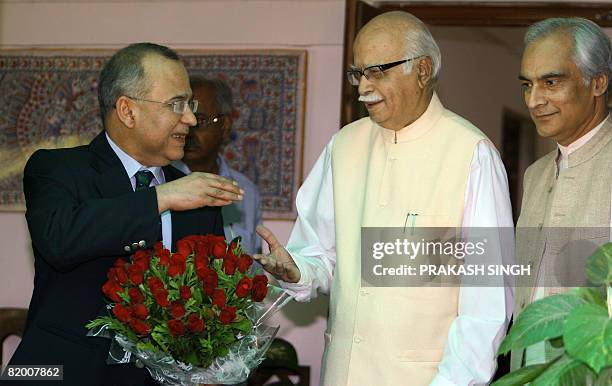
[280,137,337,302]
[430,140,515,386]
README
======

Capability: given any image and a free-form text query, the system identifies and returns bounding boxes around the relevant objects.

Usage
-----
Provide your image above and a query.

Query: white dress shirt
[282,135,514,386]
[106,133,172,250]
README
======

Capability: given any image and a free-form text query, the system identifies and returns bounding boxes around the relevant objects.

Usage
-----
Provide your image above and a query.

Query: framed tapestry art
[0,49,306,219]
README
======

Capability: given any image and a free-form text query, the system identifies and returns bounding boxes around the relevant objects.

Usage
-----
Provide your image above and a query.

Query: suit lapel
[89,131,134,198]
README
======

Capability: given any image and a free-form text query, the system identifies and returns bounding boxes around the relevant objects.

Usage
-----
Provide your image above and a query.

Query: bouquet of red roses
[86,234,289,385]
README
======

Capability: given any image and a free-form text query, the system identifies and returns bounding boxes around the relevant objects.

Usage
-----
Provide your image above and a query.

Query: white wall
[0,0,345,382]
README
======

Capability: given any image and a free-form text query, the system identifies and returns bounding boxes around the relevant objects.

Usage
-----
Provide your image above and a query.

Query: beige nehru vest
[511,117,612,370]
[323,94,486,386]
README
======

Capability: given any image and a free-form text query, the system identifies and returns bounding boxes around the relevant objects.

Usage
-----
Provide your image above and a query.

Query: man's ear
[115,96,136,128]
[221,115,233,141]
[592,73,608,97]
[416,56,433,89]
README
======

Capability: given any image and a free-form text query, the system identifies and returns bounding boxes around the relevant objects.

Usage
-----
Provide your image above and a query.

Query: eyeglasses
[194,113,225,129]
[346,56,423,86]
[126,96,199,114]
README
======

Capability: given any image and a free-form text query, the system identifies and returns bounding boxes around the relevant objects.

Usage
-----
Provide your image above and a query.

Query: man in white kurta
[255,11,513,386]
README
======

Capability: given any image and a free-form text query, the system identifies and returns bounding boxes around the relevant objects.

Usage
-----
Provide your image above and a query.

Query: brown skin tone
[182,83,232,174]
[519,32,609,146]
[254,12,435,282]
[105,54,244,213]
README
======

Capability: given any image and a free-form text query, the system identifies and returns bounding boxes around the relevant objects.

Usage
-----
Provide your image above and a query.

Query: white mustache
[358,94,383,103]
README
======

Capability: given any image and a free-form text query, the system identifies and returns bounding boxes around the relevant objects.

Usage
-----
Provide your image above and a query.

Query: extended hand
[156,172,243,212]
[254,225,301,283]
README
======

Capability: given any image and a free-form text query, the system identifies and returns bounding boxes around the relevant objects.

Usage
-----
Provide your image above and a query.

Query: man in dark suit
[7,43,243,386]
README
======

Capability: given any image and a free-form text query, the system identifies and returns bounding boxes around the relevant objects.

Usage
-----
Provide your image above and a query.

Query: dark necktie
[134,169,162,242]
[135,170,155,191]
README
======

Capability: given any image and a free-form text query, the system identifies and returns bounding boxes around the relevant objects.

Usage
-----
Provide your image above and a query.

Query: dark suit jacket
[8,132,223,386]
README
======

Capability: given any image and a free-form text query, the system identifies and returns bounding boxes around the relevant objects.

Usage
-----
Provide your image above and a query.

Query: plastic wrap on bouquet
[91,287,292,386]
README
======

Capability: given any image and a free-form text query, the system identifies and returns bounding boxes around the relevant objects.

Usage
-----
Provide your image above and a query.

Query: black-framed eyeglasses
[346,56,423,86]
[195,113,225,129]
[126,96,199,114]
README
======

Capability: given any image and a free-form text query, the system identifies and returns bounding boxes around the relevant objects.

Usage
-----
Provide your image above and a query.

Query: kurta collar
[566,114,612,168]
[378,92,444,143]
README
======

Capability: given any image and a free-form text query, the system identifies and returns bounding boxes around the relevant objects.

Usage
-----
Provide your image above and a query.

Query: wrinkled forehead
[353,28,405,67]
[521,33,576,78]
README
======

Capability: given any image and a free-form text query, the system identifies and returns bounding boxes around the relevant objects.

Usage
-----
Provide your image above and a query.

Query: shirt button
[124,245,132,252]
[132,242,139,250]
[138,240,147,248]
[353,336,362,344]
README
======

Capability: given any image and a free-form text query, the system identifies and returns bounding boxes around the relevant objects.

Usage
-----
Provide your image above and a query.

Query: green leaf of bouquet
[586,242,612,286]
[233,317,252,333]
[530,355,594,386]
[490,363,551,386]
[498,294,586,355]
[573,287,607,308]
[595,366,612,386]
[564,303,612,373]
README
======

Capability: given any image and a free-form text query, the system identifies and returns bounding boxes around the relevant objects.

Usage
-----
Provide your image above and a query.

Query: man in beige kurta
[255,12,514,386]
[512,17,612,369]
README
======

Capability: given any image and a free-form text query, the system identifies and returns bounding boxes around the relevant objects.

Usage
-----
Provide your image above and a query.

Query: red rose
[133,250,151,272]
[107,267,128,285]
[168,253,186,277]
[180,285,191,300]
[223,255,238,275]
[235,277,253,298]
[170,302,186,319]
[187,314,205,333]
[129,319,151,335]
[228,238,239,255]
[195,240,211,259]
[157,248,171,267]
[253,274,269,287]
[112,303,131,323]
[153,241,164,252]
[212,288,226,308]
[102,280,123,303]
[252,282,268,302]
[127,264,144,285]
[200,268,218,296]
[176,239,194,257]
[153,289,170,307]
[194,256,207,272]
[147,277,164,291]
[237,254,253,274]
[130,303,149,320]
[168,319,186,336]
[128,287,144,304]
[113,258,127,269]
[219,306,237,325]
[211,240,226,259]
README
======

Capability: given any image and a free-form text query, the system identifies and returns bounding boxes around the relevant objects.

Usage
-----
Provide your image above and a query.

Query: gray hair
[403,18,442,80]
[190,76,234,115]
[525,17,612,90]
[98,42,180,125]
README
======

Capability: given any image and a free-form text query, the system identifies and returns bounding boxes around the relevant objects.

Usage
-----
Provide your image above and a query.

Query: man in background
[8,43,242,386]
[255,11,513,386]
[173,76,262,254]
[513,17,611,369]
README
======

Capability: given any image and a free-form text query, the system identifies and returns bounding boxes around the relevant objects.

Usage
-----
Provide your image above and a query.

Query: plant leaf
[595,366,612,386]
[573,287,607,308]
[586,242,612,286]
[564,303,612,373]
[498,294,586,355]
[490,363,551,386]
[531,354,595,386]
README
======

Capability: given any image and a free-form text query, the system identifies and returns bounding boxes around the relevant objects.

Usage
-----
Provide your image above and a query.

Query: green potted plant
[493,243,612,385]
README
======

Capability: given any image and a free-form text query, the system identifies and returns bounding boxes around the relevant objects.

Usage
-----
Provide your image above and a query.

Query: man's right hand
[156,172,243,212]
[254,225,301,283]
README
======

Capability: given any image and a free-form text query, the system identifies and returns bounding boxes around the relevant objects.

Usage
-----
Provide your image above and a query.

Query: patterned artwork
[0,50,306,219]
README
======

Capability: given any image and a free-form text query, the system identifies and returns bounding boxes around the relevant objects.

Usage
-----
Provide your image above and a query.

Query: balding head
[355,11,441,80]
